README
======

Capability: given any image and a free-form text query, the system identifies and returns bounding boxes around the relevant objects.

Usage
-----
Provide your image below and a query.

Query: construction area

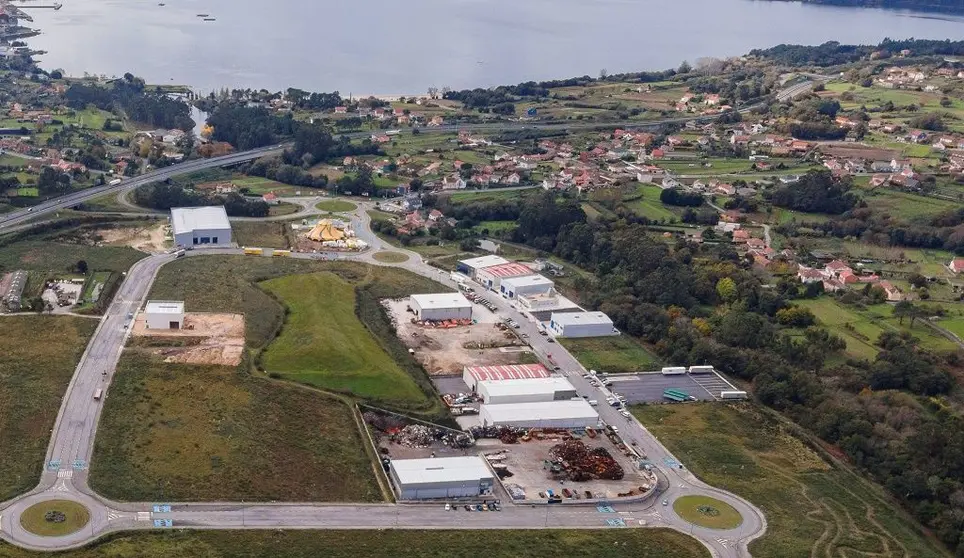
[384,297,532,375]
[131,312,245,366]
[97,221,170,252]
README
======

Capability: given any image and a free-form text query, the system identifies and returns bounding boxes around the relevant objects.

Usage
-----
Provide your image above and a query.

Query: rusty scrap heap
[548,440,624,481]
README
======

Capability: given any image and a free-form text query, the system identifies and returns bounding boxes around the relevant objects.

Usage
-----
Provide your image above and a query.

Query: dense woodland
[64,73,194,131]
[132,182,269,217]
[433,190,964,553]
[752,38,964,66]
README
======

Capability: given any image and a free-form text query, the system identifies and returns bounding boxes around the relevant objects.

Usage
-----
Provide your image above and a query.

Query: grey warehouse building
[171,206,232,247]
[390,456,494,500]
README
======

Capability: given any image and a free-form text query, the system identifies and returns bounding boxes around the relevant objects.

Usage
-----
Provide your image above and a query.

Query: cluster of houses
[396,206,454,235]
[675,91,733,115]
[6,102,52,124]
[338,103,445,128]
[133,128,190,161]
[797,259,902,300]
[874,65,964,89]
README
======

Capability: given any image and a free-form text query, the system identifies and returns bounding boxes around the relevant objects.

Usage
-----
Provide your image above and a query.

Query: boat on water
[203,17,215,21]
[196,13,208,17]
[158,2,166,6]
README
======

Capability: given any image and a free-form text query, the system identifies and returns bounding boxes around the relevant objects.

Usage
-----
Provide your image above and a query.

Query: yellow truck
[243,247,263,256]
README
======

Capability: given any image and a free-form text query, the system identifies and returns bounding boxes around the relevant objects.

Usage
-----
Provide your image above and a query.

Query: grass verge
[316,200,357,212]
[632,403,948,558]
[372,251,409,263]
[90,352,381,502]
[0,316,96,500]
[0,529,709,557]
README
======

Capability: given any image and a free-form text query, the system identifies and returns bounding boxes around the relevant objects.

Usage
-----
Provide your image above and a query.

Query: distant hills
[770,0,964,15]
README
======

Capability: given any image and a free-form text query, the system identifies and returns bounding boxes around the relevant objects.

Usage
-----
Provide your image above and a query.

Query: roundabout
[673,495,744,529]
[372,251,410,263]
[19,500,91,537]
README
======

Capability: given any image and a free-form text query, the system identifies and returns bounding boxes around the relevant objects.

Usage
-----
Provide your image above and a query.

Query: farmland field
[622,184,677,221]
[632,403,947,558]
[231,221,290,249]
[90,352,382,502]
[560,335,660,373]
[261,272,427,406]
[0,240,146,273]
[0,316,96,500]
[0,528,709,558]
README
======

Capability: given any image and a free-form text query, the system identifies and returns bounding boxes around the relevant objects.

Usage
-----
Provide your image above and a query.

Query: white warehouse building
[410,293,473,321]
[390,456,494,500]
[456,255,508,278]
[144,300,184,329]
[171,206,232,247]
[499,274,554,299]
[548,311,615,338]
[477,377,577,405]
[480,400,599,429]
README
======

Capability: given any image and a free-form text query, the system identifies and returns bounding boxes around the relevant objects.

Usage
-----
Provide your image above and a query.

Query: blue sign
[526,107,537,116]
[153,519,173,528]
[597,505,616,513]
[46,460,62,471]
[606,518,626,527]
[152,505,171,513]
[72,459,87,470]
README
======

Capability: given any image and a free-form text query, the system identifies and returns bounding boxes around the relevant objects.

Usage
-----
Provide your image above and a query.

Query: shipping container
[720,390,748,400]
[688,365,715,375]
[661,367,687,375]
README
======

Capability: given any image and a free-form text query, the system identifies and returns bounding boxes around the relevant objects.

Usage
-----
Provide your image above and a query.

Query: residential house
[262,192,280,205]
[797,266,825,284]
[503,172,521,185]
[441,175,466,190]
[730,134,750,146]
[949,258,964,273]
[746,238,765,249]
[732,229,751,243]
[879,281,903,301]
[704,94,720,105]
[428,209,444,222]
[334,106,348,114]
[870,174,890,187]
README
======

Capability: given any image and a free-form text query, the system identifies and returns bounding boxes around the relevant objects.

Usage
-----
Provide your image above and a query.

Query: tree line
[64,73,194,131]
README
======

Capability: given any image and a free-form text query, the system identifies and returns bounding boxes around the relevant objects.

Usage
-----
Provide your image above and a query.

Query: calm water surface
[22,0,964,93]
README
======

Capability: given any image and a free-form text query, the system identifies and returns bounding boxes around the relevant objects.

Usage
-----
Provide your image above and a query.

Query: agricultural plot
[632,403,947,558]
[622,184,678,221]
[231,221,290,249]
[0,240,146,273]
[797,298,884,360]
[90,352,382,502]
[0,316,96,500]
[560,335,661,373]
[860,189,960,222]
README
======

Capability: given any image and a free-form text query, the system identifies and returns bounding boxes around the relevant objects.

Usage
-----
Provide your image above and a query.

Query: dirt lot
[818,143,900,161]
[98,222,169,252]
[132,312,245,366]
[383,298,531,375]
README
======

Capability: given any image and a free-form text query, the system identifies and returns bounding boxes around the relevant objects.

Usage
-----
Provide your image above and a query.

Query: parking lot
[607,371,738,404]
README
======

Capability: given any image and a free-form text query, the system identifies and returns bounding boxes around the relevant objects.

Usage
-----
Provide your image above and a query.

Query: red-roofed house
[262,192,279,205]
[879,281,903,301]
[949,258,964,273]
[732,229,751,243]
[334,106,347,114]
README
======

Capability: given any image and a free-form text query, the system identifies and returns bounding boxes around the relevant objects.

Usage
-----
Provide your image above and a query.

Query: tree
[893,300,914,325]
[908,113,946,132]
[907,273,927,289]
[678,61,692,74]
[76,260,88,274]
[716,277,737,302]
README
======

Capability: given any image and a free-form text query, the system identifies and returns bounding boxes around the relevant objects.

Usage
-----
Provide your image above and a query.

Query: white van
[93,389,103,401]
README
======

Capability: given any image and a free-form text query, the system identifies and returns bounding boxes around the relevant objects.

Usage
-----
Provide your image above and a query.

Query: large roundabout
[673,495,744,530]
[19,500,91,537]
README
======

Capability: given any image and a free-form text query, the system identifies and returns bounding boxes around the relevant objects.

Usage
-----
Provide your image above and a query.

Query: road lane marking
[136,512,151,521]
[57,470,73,479]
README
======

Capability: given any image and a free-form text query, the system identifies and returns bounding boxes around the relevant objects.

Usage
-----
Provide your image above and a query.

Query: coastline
[759,0,964,17]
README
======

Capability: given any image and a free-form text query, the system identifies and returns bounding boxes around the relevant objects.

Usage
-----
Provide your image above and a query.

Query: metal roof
[145,300,184,314]
[500,274,554,288]
[391,456,492,486]
[477,262,534,279]
[170,206,231,235]
[410,292,472,310]
[464,364,550,382]
[480,400,599,422]
[550,311,613,327]
[458,255,508,270]
[477,377,575,397]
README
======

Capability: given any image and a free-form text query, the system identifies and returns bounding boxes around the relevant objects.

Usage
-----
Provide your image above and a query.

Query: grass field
[230,176,300,196]
[623,185,677,222]
[560,335,660,373]
[448,188,530,204]
[0,528,709,558]
[268,202,300,217]
[673,495,743,529]
[90,352,381,502]
[861,189,960,222]
[231,221,289,249]
[315,199,357,212]
[475,220,517,233]
[148,257,447,414]
[19,500,89,536]
[632,403,947,558]
[372,251,409,263]
[0,316,96,500]
[261,272,427,405]
[0,241,146,273]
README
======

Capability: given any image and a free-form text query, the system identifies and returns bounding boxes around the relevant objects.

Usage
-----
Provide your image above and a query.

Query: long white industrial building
[477,377,577,404]
[499,274,554,299]
[390,456,494,500]
[548,311,615,338]
[456,255,508,278]
[462,364,551,390]
[480,400,599,429]
[409,293,473,321]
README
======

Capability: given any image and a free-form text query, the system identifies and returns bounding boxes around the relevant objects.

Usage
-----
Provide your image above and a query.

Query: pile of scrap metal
[364,412,473,449]
[470,425,526,443]
[548,440,625,481]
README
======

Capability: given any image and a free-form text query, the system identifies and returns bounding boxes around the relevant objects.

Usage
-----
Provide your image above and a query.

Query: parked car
[444,503,450,510]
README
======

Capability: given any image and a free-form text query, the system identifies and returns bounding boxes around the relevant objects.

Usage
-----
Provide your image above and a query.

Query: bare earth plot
[131,312,245,366]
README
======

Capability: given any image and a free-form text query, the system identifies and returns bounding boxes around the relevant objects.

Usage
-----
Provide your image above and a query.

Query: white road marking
[136,512,151,521]
[107,511,122,522]
[57,470,73,479]
[53,480,69,492]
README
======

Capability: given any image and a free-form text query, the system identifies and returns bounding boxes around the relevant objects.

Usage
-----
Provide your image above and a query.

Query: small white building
[409,293,472,321]
[477,377,577,404]
[171,206,232,248]
[548,311,615,338]
[144,300,184,329]
[499,274,554,299]
[479,400,599,429]
[390,456,494,500]
[455,255,508,278]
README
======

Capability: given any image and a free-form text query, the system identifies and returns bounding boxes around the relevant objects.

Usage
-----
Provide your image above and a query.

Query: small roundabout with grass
[19,499,91,537]
[372,251,409,263]
[672,495,743,530]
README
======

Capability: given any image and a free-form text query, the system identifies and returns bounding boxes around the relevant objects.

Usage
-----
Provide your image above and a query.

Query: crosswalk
[716,538,731,548]
[57,470,73,479]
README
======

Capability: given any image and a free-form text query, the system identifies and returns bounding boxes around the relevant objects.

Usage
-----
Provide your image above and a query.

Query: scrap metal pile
[548,440,625,481]
[364,412,474,449]
[470,425,527,443]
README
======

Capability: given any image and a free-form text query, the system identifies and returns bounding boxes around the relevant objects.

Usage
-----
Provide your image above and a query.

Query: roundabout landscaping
[372,251,409,263]
[19,500,91,537]
[315,200,358,213]
[672,495,743,530]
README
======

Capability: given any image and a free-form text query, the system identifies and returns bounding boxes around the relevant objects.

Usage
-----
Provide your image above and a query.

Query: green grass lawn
[90,352,381,503]
[861,189,960,222]
[632,403,947,558]
[15,187,38,197]
[797,298,883,360]
[19,500,89,536]
[268,202,300,217]
[315,199,357,212]
[261,272,427,406]
[0,316,96,500]
[0,529,708,558]
[231,221,290,249]
[623,184,677,222]
[559,335,660,373]
[148,257,447,415]
[230,176,301,195]
[372,251,409,263]
[673,495,743,529]
[475,220,517,234]
[448,189,529,203]
[0,240,146,274]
